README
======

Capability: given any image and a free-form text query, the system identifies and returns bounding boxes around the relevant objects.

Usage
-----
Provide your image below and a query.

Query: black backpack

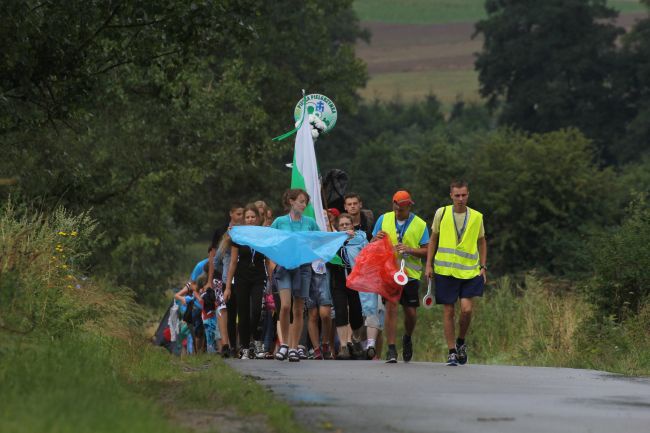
[322,169,348,212]
[202,288,216,313]
[182,298,194,323]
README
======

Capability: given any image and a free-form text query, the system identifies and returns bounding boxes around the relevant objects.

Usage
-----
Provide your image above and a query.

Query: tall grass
[0,201,139,338]
[411,273,650,375]
[0,201,308,433]
[0,201,165,432]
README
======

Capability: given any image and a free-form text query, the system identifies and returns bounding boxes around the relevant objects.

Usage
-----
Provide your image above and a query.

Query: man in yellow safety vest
[425,180,487,366]
[373,190,429,363]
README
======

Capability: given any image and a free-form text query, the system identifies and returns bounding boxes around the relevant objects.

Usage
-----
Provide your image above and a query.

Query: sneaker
[366,346,376,360]
[385,347,397,363]
[351,341,364,360]
[446,352,459,366]
[254,341,265,359]
[322,344,333,360]
[347,342,357,360]
[239,348,250,359]
[337,345,350,360]
[402,335,413,363]
[297,345,308,360]
[456,343,468,365]
[221,344,231,359]
[312,347,323,360]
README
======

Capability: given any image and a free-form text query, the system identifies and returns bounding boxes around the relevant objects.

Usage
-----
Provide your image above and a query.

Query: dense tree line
[1,0,648,316]
[475,0,650,163]
[0,0,366,301]
[319,96,648,318]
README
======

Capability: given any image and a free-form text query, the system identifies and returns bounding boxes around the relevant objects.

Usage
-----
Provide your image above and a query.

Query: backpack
[202,288,216,313]
[182,298,194,323]
[322,169,348,212]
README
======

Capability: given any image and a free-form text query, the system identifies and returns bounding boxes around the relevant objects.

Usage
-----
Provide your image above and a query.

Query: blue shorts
[434,274,484,305]
[274,264,311,299]
[306,269,333,309]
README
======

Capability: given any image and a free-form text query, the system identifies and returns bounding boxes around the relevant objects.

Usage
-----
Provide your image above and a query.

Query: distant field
[354,0,485,24]
[359,69,480,108]
[353,0,646,24]
[355,1,647,105]
[356,20,479,105]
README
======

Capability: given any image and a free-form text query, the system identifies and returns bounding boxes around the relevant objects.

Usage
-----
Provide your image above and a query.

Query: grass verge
[0,333,308,433]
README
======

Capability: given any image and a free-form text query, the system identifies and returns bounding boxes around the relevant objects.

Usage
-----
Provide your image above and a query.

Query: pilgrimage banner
[290,97,328,231]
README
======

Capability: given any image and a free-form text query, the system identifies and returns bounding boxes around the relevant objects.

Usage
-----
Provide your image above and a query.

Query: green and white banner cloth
[291,98,327,231]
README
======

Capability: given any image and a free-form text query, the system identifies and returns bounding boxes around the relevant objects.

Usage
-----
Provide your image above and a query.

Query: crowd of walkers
[168,180,487,366]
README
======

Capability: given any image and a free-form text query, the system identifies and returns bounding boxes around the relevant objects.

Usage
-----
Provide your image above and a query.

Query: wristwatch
[479,265,487,271]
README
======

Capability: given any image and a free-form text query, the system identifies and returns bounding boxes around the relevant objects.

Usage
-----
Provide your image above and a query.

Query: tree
[474,0,625,161]
[0,0,258,136]
[0,0,368,300]
[616,0,650,161]
[469,128,618,274]
[587,196,650,320]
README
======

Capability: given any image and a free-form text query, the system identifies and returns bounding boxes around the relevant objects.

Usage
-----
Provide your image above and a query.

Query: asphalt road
[228,359,650,433]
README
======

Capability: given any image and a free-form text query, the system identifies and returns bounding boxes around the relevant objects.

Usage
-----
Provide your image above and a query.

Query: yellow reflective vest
[434,205,482,279]
[381,211,427,280]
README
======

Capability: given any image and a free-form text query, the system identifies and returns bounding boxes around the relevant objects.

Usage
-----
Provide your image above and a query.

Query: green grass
[359,69,480,107]
[354,0,647,24]
[0,335,179,433]
[612,0,650,13]
[354,0,487,24]
[0,333,308,433]
[404,274,650,375]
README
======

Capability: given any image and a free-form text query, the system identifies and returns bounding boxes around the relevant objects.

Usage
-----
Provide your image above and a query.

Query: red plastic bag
[347,237,403,303]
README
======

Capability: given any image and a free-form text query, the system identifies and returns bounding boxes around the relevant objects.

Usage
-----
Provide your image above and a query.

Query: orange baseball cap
[393,190,414,206]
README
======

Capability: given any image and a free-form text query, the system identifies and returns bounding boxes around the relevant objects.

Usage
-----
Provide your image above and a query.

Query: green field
[355,0,647,104]
[354,0,647,24]
[360,69,480,106]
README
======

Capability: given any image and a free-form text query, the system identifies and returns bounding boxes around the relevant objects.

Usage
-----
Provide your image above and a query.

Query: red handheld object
[422,278,434,309]
[393,259,408,286]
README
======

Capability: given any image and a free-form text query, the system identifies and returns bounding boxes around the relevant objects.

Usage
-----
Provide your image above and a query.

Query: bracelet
[479,265,487,271]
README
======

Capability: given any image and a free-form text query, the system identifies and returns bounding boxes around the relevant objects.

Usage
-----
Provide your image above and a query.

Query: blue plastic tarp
[229,226,348,269]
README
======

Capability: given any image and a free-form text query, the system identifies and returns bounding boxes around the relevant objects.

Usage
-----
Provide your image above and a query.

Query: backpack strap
[437,206,446,250]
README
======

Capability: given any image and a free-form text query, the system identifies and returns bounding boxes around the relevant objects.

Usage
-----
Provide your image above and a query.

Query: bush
[0,200,138,338]
[586,195,650,320]
[469,128,618,274]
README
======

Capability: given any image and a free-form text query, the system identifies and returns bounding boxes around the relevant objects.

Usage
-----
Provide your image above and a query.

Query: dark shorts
[400,279,421,308]
[434,274,484,305]
[306,269,333,309]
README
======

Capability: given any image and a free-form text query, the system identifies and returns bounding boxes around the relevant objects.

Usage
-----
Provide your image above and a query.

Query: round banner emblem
[294,94,337,133]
